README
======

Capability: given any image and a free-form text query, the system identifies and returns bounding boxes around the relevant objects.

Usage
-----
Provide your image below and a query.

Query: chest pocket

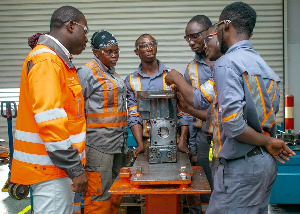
[98,79,117,111]
[68,83,84,119]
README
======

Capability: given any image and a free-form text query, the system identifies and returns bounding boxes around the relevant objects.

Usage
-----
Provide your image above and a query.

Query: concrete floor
[0,164,300,214]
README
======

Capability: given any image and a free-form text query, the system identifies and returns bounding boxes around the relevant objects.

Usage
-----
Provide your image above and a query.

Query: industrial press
[109,90,211,214]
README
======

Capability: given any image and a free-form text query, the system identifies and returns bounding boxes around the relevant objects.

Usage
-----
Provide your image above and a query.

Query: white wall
[287,0,300,133]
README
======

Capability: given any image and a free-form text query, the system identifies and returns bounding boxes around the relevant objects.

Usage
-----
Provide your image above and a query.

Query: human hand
[191,155,198,165]
[133,145,144,158]
[177,92,190,113]
[265,137,296,164]
[177,140,190,154]
[165,69,182,86]
[71,171,88,197]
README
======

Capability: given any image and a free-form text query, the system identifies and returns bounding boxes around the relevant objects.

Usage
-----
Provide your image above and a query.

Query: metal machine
[137,90,177,163]
[109,90,211,214]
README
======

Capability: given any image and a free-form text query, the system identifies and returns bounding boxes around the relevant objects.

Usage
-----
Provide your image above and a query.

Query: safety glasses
[204,32,217,46]
[184,29,207,42]
[67,20,89,36]
[101,49,120,56]
[216,20,231,28]
[136,41,158,51]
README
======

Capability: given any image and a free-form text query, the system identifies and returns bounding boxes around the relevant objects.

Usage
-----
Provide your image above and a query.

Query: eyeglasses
[204,32,217,47]
[184,29,207,42]
[136,41,158,50]
[216,20,231,28]
[71,21,89,35]
[101,49,120,56]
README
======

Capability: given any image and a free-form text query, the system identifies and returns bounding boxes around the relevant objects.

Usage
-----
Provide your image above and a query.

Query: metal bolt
[180,166,187,180]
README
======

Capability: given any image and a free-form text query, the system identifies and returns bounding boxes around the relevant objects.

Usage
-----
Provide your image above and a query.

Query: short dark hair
[50,6,84,30]
[135,33,154,48]
[188,15,212,31]
[208,24,218,33]
[220,2,256,36]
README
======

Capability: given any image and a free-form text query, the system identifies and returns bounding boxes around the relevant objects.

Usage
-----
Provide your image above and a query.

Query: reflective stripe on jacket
[11,36,86,185]
[82,60,127,129]
[185,58,212,128]
[213,40,280,160]
[77,57,128,153]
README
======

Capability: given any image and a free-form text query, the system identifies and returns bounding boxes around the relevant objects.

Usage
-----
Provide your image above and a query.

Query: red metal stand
[145,194,180,214]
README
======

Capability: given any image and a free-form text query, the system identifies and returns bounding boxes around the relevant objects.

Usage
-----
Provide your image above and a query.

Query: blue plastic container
[270,147,300,204]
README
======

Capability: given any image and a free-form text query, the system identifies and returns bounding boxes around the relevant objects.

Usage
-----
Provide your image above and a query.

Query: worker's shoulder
[77,61,95,74]
[27,44,61,65]
[125,69,140,79]
[187,57,197,65]
[30,45,57,58]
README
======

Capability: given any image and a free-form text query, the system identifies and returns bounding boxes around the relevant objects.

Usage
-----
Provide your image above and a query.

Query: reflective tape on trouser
[73,193,81,214]
[202,202,209,212]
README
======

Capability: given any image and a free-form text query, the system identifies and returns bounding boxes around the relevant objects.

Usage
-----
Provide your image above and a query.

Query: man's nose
[188,39,195,46]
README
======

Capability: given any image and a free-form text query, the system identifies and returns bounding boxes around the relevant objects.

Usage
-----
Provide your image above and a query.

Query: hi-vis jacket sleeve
[193,78,215,110]
[29,59,84,179]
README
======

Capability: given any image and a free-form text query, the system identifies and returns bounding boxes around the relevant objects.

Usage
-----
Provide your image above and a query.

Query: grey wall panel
[0,0,284,142]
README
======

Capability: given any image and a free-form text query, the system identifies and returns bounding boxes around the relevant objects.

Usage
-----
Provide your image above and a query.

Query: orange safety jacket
[10,35,86,185]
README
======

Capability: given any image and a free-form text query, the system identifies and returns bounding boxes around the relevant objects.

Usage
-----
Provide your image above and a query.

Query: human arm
[166,69,214,112]
[176,105,189,154]
[177,91,208,121]
[130,124,144,158]
[234,126,296,164]
[165,69,196,107]
[29,58,87,191]
[177,125,189,154]
[217,67,295,163]
[124,76,144,157]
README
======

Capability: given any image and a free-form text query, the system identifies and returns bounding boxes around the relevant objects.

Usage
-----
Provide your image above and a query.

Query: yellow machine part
[2,179,9,192]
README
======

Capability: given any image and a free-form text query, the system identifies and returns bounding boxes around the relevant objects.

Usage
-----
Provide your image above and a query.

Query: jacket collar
[226,40,253,55]
[37,35,75,69]
[93,56,115,74]
[136,60,168,78]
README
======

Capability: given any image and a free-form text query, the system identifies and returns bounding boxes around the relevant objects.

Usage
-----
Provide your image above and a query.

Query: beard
[220,29,227,54]
[197,49,205,56]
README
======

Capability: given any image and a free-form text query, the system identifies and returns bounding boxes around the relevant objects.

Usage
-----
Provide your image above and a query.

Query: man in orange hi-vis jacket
[10,6,88,214]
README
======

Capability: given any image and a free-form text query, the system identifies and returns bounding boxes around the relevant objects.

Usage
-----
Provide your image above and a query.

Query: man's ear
[134,49,139,56]
[66,21,75,33]
[93,49,99,58]
[223,21,230,31]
